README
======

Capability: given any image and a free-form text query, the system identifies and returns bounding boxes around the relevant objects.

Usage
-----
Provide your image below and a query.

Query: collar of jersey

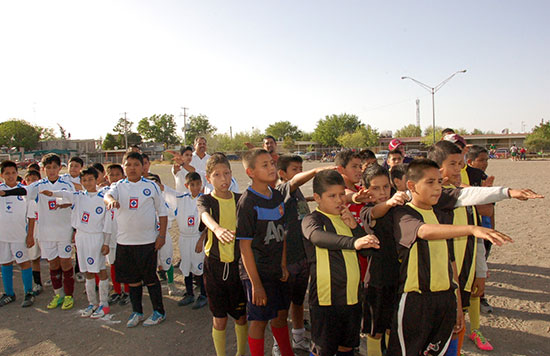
[212,191,234,201]
[315,207,340,219]
[406,201,434,212]
[247,186,272,199]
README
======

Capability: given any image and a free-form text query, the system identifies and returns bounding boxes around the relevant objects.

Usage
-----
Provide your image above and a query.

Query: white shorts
[178,235,205,277]
[75,232,107,273]
[107,243,117,265]
[27,238,41,260]
[157,234,173,271]
[41,240,73,261]
[0,241,30,264]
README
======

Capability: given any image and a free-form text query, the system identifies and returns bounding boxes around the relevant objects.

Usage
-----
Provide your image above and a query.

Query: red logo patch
[187,216,195,227]
[48,200,57,210]
[129,198,139,209]
[81,212,90,223]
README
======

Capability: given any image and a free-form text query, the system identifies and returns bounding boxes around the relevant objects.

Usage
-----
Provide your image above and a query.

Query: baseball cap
[443,134,466,148]
[388,139,403,151]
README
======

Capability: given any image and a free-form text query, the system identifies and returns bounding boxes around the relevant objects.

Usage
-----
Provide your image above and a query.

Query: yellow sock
[469,296,481,330]
[366,335,382,356]
[212,327,226,356]
[385,330,390,349]
[234,322,248,356]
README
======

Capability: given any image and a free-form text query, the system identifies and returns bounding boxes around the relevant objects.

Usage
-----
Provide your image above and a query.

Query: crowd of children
[0,132,544,356]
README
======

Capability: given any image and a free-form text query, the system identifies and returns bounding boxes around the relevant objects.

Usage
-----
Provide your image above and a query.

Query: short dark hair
[242,148,270,170]
[24,170,41,180]
[313,170,345,196]
[390,164,407,182]
[467,145,489,161]
[92,163,105,173]
[335,150,361,168]
[388,149,403,157]
[106,163,124,175]
[361,164,389,189]
[146,173,161,184]
[441,128,455,135]
[194,136,207,145]
[206,153,231,176]
[28,163,40,172]
[277,155,302,172]
[123,152,143,165]
[264,135,276,143]
[69,156,84,167]
[1,160,17,173]
[427,141,462,166]
[141,153,150,162]
[80,166,98,179]
[180,145,193,155]
[185,171,202,184]
[41,153,61,167]
[406,159,440,182]
[358,149,376,161]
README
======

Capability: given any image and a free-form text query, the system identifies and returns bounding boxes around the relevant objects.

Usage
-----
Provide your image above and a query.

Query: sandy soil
[0,159,548,356]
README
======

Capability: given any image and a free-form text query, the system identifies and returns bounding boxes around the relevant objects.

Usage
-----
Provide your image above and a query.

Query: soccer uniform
[301,209,366,356]
[236,186,289,321]
[191,152,211,173]
[0,183,30,264]
[346,184,369,282]
[198,192,246,319]
[26,200,41,261]
[172,166,207,193]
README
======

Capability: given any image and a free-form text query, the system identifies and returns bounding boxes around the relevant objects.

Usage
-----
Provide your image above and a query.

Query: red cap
[388,139,403,151]
[443,134,467,148]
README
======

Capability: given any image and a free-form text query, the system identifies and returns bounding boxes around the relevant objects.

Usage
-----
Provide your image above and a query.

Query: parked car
[407,149,425,158]
[375,150,389,160]
[494,149,509,159]
[304,151,323,161]
[225,154,239,161]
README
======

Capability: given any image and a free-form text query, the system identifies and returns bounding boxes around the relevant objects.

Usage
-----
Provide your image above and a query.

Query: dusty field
[0,159,548,356]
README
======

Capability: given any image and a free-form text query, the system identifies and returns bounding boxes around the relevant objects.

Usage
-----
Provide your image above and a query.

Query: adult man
[191,137,211,173]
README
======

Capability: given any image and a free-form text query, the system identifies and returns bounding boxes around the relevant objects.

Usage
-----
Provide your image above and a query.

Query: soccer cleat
[143,310,166,326]
[480,298,494,313]
[470,329,494,351]
[21,293,35,308]
[81,304,96,317]
[32,284,43,296]
[75,272,86,283]
[0,294,16,306]
[192,295,207,309]
[127,312,144,328]
[47,294,64,309]
[292,335,310,351]
[108,293,121,305]
[61,295,74,310]
[91,305,110,319]
[119,292,130,306]
[272,344,282,356]
[177,293,195,306]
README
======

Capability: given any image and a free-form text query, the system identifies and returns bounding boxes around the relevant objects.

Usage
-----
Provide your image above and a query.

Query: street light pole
[401,70,467,144]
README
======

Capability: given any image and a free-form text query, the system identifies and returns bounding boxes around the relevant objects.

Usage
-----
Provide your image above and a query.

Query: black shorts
[287,258,309,306]
[387,291,456,356]
[243,278,290,321]
[461,289,471,309]
[203,256,246,319]
[310,303,362,356]
[115,243,158,285]
[363,285,398,335]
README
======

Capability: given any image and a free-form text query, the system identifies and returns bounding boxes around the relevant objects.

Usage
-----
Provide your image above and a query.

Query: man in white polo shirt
[190,136,211,173]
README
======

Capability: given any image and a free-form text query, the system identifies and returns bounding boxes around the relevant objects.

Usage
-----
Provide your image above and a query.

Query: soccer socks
[1,265,14,296]
[21,268,33,295]
[184,275,194,296]
[32,270,42,286]
[235,322,248,356]
[248,336,264,356]
[367,335,382,356]
[129,285,144,314]
[50,267,63,291]
[469,297,481,330]
[86,278,98,306]
[272,324,294,356]
[167,265,174,284]
[212,327,226,356]
[195,275,206,296]
[124,283,130,293]
[445,338,458,356]
[99,279,109,307]
[147,282,165,315]
[111,265,122,295]
[62,268,74,296]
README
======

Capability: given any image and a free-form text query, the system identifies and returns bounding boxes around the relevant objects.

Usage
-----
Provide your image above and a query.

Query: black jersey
[276,181,309,265]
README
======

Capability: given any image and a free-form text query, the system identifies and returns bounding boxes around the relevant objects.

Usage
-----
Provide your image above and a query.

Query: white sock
[85,278,98,306]
[99,279,110,307]
[292,328,305,342]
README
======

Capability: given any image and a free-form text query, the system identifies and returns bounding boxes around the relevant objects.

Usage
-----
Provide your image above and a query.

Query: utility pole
[122,112,129,149]
[416,98,421,129]
[181,107,189,145]
[230,126,233,140]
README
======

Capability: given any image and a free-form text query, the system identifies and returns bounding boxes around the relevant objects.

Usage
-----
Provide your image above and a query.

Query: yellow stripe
[452,207,469,273]
[214,193,236,263]
[403,243,419,292]
[461,166,470,186]
[315,246,331,306]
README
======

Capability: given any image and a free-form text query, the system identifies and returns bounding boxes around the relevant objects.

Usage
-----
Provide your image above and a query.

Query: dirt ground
[0,159,548,356]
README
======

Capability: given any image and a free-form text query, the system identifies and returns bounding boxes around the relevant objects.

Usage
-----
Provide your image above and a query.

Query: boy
[197,153,248,356]
[358,149,377,172]
[236,149,293,356]
[301,170,380,356]
[171,146,202,192]
[142,153,152,176]
[386,149,404,170]
[92,163,107,187]
[0,161,35,307]
[41,167,111,318]
[389,164,407,192]
[104,152,168,327]
[24,169,44,295]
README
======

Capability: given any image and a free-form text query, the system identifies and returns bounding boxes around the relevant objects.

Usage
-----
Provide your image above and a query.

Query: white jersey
[167,191,202,238]
[107,178,168,245]
[60,173,81,186]
[100,186,118,247]
[0,183,29,243]
[25,177,75,242]
[52,190,108,234]
[204,176,240,194]
[191,152,210,173]
[172,166,207,193]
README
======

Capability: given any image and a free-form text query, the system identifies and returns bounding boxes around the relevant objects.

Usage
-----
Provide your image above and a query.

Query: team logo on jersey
[156,222,161,231]
[87,257,94,265]
[95,207,103,215]
[166,257,172,265]
[15,251,23,259]
[187,216,195,227]
[143,188,151,196]
[65,245,72,253]
[129,198,139,209]
[17,196,23,201]
[35,212,39,220]
[81,212,90,223]
[111,210,115,219]
[5,202,12,213]
[198,262,203,271]
[48,200,57,210]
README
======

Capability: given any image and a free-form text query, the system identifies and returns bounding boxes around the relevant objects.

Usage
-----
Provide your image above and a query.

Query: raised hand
[509,188,544,201]
[471,226,513,246]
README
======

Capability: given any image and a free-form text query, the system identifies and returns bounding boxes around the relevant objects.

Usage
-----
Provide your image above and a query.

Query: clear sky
[1,0,549,140]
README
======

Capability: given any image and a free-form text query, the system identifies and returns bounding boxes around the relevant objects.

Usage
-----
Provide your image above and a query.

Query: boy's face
[43,162,61,181]
[81,174,97,191]
[314,184,346,215]
[392,177,407,192]
[361,159,377,172]
[106,168,124,185]
[278,162,302,182]
[68,161,82,178]
[142,158,151,175]
[408,168,443,207]
[185,180,202,197]
[124,158,143,182]
[246,153,276,184]
[1,167,18,186]
[207,163,232,193]
[387,154,403,168]
[440,153,464,186]
[96,171,104,183]
[25,174,40,185]
[182,150,193,165]
[368,175,392,203]
[469,152,489,172]
[338,158,362,184]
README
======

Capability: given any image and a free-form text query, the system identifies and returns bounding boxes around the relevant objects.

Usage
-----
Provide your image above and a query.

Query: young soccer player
[301,169,380,356]
[104,152,168,327]
[141,153,152,176]
[172,146,200,192]
[197,153,248,356]
[24,169,44,295]
[0,161,35,307]
[386,149,404,170]
[41,167,111,318]
[237,149,294,356]
[92,163,107,187]
[389,164,408,192]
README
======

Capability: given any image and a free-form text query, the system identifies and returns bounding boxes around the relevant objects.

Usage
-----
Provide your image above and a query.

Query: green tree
[395,124,421,138]
[186,114,216,145]
[57,124,68,139]
[471,128,484,135]
[313,113,363,146]
[113,117,133,135]
[265,121,301,140]
[299,131,313,141]
[337,125,379,148]
[36,126,57,141]
[102,133,119,150]
[0,119,41,150]
[137,114,179,145]
[525,122,550,152]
